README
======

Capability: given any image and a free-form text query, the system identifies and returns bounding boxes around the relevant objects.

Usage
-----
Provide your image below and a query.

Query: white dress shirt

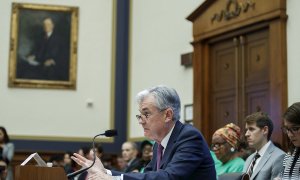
[253,141,271,172]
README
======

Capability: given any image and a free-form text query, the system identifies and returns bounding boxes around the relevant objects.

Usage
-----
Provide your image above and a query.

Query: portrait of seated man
[16,15,70,81]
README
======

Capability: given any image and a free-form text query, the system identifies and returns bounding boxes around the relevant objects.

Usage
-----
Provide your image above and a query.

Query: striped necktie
[247,153,261,177]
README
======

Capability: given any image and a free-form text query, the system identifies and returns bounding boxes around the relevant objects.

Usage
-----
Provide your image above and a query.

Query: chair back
[218,173,250,180]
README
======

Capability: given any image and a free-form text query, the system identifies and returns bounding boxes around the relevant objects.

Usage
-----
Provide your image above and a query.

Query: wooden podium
[15,165,67,180]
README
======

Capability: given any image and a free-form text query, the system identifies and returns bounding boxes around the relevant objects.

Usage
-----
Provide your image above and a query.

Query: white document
[21,152,47,167]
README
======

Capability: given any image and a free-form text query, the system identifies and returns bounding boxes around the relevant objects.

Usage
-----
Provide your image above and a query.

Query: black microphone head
[104,129,118,137]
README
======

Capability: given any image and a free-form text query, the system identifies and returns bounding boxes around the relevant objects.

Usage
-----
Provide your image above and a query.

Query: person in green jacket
[211,123,245,176]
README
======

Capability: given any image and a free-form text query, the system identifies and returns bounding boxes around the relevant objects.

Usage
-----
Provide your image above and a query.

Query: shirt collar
[257,140,271,157]
[47,32,53,38]
[160,123,175,150]
[127,158,136,166]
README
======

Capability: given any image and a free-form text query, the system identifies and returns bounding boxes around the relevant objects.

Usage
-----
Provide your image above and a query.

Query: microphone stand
[67,131,114,179]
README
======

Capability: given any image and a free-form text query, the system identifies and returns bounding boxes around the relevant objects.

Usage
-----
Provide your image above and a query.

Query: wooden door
[188,0,287,147]
[210,28,270,136]
[243,29,270,117]
[210,37,238,134]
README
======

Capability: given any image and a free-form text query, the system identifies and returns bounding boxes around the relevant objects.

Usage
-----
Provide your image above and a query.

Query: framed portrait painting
[8,3,79,89]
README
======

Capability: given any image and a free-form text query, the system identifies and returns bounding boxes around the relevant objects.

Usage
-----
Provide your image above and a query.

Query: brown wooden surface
[15,165,67,180]
[11,151,64,168]
[210,28,271,133]
[11,150,65,179]
[188,0,287,41]
[188,0,287,147]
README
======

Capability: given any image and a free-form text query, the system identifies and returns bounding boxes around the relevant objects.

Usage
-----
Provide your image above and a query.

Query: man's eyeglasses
[281,126,300,135]
[211,142,227,149]
[136,108,168,122]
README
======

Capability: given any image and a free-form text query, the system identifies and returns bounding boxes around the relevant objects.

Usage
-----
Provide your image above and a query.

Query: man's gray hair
[136,85,181,121]
[124,141,138,151]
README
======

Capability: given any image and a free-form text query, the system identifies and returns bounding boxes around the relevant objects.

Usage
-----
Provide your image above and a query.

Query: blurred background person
[77,146,93,180]
[237,140,254,161]
[211,123,245,176]
[279,102,300,179]
[48,154,64,167]
[134,140,153,173]
[94,144,103,159]
[121,141,140,172]
[115,155,126,172]
[0,127,14,180]
[63,151,77,174]
[0,159,7,180]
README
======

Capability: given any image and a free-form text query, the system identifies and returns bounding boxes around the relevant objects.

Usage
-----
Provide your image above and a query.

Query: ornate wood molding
[211,0,255,23]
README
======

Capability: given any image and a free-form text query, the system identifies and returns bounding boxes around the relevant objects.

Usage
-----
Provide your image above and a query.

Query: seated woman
[0,127,14,180]
[211,123,245,176]
[279,102,300,179]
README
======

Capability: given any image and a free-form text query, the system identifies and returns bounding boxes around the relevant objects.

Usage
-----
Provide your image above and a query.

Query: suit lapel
[245,153,255,172]
[159,121,183,169]
[251,143,275,179]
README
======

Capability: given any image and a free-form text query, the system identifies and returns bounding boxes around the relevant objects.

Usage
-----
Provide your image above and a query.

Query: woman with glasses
[211,123,245,176]
[278,102,300,179]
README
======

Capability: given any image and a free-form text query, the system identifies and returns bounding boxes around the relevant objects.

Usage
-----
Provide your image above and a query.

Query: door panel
[211,39,237,92]
[245,84,270,115]
[244,30,269,85]
[212,91,238,132]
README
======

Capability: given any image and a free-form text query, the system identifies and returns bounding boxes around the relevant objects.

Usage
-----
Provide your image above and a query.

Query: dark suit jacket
[112,121,216,180]
[34,31,69,80]
[124,158,141,173]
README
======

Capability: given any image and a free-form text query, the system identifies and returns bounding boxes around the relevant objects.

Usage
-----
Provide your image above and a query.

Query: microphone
[67,129,118,179]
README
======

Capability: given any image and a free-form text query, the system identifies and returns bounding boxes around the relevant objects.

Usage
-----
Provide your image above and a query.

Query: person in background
[243,112,285,180]
[64,151,77,174]
[115,156,126,172]
[94,144,103,159]
[78,146,93,180]
[278,102,300,179]
[121,141,140,172]
[0,127,14,180]
[48,154,64,167]
[211,123,245,176]
[0,159,7,180]
[134,140,153,173]
[237,140,254,161]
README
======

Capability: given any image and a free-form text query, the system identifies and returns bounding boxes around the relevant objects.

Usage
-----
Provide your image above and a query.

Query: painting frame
[8,3,79,89]
[184,104,193,125]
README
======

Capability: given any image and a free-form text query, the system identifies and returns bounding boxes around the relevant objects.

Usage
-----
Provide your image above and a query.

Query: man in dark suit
[72,85,216,180]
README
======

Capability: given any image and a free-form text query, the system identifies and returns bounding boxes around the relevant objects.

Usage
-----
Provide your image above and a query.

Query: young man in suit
[72,85,216,180]
[243,112,285,180]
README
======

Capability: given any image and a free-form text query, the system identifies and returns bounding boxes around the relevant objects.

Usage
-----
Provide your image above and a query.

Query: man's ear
[165,108,173,123]
[262,126,269,136]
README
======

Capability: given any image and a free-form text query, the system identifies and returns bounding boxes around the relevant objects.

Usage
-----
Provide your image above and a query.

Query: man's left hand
[44,59,56,67]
